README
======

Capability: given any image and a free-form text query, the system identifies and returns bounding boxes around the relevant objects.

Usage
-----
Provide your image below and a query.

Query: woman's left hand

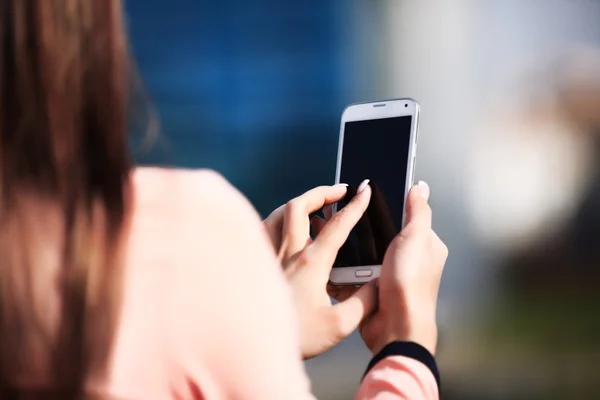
[263,183,378,359]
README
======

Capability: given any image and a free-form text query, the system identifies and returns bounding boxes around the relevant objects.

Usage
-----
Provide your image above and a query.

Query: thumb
[329,279,378,339]
[404,181,432,230]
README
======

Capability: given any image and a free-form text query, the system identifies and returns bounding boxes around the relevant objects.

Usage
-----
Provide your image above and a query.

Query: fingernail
[416,181,430,200]
[334,183,349,188]
[357,179,370,193]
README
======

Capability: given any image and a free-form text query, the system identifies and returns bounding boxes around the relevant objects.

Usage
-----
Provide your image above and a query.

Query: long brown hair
[0,0,132,397]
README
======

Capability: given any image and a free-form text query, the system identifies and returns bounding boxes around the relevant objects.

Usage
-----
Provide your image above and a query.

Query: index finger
[267,184,346,233]
[286,184,349,217]
[282,184,349,254]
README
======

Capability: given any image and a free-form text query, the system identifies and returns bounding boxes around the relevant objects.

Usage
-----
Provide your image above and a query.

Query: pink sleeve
[354,356,439,400]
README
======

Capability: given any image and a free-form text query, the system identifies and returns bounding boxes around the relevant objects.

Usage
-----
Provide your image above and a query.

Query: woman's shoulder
[129,166,268,266]
[131,167,261,223]
[126,169,300,399]
[115,168,273,397]
[127,166,280,337]
[133,167,242,206]
[127,164,273,301]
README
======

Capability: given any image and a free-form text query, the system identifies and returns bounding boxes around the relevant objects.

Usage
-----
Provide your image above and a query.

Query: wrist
[374,311,438,356]
[390,322,438,356]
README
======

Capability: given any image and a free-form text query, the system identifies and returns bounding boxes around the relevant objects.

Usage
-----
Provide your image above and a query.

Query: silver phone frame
[329,98,420,286]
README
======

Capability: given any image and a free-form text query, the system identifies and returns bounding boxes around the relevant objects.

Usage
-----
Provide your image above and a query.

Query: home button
[355,269,373,278]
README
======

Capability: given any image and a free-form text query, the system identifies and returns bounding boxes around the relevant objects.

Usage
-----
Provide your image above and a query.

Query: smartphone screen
[333,115,413,268]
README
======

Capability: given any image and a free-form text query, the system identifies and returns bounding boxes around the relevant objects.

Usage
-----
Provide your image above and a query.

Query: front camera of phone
[405,104,408,107]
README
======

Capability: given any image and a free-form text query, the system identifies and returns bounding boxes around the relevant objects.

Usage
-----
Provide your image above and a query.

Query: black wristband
[362,341,440,390]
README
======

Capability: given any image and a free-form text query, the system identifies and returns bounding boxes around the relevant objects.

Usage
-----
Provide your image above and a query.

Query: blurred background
[126,0,600,398]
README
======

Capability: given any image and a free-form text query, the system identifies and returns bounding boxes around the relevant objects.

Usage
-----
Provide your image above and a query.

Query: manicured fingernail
[416,181,430,200]
[357,179,370,193]
[334,183,349,188]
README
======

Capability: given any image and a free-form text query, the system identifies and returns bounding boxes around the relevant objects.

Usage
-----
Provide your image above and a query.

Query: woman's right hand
[359,181,448,356]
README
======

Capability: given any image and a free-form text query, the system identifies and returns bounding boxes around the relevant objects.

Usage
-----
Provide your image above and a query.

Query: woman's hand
[263,182,378,359]
[359,181,448,356]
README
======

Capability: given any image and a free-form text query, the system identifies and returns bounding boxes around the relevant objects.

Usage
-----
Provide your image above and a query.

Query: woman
[0,1,447,399]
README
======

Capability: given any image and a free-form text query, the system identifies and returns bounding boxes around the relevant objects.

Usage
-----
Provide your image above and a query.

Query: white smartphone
[329,98,420,285]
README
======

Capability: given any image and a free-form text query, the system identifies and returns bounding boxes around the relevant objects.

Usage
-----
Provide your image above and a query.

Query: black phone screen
[333,115,413,268]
